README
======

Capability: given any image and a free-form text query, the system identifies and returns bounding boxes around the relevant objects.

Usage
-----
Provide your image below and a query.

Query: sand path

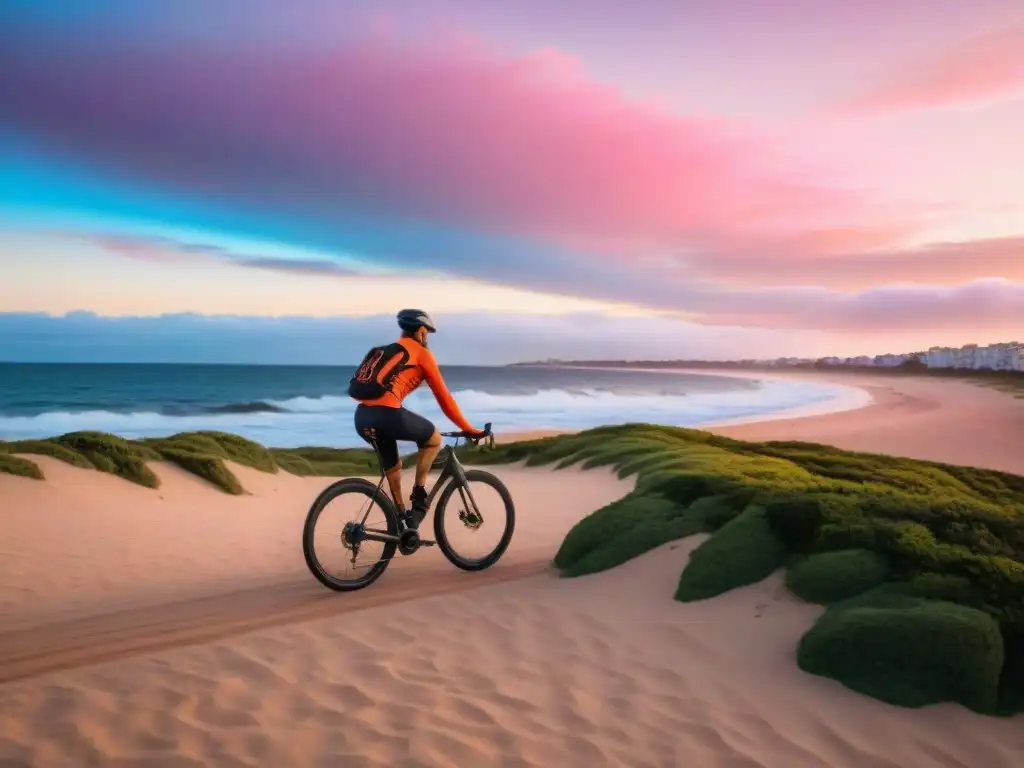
[3,538,1021,768]
[0,458,632,683]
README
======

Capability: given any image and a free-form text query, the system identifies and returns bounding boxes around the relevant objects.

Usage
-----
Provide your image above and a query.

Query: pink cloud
[80,231,1024,335]
[0,34,895,254]
[839,27,1024,115]
[13,29,1011,337]
[695,279,1024,333]
[684,236,1024,290]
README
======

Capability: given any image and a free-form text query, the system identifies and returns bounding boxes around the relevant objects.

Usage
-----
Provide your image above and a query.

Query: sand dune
[2,538,1021,768]
[1,457,632,629]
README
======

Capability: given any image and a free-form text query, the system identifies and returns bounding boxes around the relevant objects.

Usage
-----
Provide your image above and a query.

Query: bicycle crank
[398,527,436,556]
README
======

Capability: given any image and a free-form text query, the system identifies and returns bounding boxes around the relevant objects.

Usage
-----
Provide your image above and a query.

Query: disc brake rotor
[458,509,483,530]
[341,521,362,553]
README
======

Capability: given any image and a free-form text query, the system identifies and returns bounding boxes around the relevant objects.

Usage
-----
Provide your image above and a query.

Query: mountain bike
[302,423,516,591]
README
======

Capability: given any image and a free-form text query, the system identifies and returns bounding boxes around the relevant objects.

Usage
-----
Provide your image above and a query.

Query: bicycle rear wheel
[433,469,516,571]
[303,478,400,591]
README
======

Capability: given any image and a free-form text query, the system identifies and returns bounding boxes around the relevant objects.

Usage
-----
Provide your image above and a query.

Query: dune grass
[272,446,380,477]
[0,430,382,494]
[1,438,96,469]
[458,422,1024,716]
[2,421,1022,714]
[0,450,44,480]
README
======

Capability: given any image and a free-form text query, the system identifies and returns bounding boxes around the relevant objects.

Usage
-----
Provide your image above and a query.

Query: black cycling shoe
[397,508,414,530]
[409,485,429,529]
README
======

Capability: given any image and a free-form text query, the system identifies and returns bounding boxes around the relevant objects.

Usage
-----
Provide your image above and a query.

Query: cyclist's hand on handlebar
[468,422,493,443]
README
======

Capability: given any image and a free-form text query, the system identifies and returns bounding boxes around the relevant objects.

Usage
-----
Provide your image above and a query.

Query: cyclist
[350,309,487,528]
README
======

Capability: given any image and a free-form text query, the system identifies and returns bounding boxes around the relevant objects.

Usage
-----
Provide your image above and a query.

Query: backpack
[348,342,413,400]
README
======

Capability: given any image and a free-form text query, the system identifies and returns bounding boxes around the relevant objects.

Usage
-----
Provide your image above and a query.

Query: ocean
[0,363,864,448]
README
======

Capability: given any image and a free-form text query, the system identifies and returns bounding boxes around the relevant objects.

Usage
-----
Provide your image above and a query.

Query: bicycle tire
[302,477,400,591]
[433,469,516,571]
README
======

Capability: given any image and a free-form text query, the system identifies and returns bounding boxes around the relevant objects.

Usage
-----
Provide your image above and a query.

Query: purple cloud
[0,32,892,254]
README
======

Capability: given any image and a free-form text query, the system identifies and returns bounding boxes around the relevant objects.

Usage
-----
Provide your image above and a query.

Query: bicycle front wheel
[303,478,400,591]
[433,469,516,571]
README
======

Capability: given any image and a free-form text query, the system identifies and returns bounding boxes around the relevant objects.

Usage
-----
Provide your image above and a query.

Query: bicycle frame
[427,444,471,506]
[356,436,485,544]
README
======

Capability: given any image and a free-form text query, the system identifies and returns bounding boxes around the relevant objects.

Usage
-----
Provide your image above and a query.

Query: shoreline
[0,365,875,449]
[573,364,878,429]
[499,365,877,443]
[4,366,1019,474]
[502,367,1024,476]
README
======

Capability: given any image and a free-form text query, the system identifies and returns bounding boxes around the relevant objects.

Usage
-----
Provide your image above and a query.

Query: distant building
[926,346,957,369]
[1012,344,1024,372]
[695,340,1023,374]
[873,353,909,367]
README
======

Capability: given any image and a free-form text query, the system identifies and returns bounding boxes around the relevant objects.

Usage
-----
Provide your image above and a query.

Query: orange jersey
[359,337,476,433]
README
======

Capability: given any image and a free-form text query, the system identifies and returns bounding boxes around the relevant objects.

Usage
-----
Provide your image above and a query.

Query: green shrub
[54,432,160,488]
[3,439,94,468]
[554,494,705,577]
[112,457,160,488]
[555,493,686,573]
[798,594,1004,713]
[197,431,277,472]
[786,549,891,604]
[160,448,244,495]
[155,431,278,473]
[1001,632,1024,714]
[886,572,988,607]
[87,452,118,473]
[675,506,788,601]
[271,451,316,476]
[281,446,379,476]
[553,451,585,470]
[688,494,746,531]
[613,450,688,480]
[0,453,44,480]
[761,493,829,550]
[523,437,589,467]
[0,431,387,492]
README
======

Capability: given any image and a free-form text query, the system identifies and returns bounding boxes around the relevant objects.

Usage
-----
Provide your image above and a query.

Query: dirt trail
[0,558,549,684]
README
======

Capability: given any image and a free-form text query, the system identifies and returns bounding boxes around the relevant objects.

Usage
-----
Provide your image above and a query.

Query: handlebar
[440,422,493,444]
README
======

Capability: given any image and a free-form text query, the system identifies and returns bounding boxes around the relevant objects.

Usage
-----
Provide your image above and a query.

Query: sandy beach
[707,370,1024,476]
[510,369,1024,477]
[2,372,1023,767]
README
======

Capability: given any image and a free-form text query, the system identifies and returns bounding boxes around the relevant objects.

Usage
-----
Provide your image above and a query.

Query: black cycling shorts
[354,405,436,470]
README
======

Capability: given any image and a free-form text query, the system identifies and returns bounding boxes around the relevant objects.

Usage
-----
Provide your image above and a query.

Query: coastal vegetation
[0,431,378,495]
[465,424,1024,717]
[1,424,1022,716]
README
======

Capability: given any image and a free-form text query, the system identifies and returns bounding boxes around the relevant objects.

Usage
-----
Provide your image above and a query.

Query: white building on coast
[926,342,1024,372]
[752,341,1024,373]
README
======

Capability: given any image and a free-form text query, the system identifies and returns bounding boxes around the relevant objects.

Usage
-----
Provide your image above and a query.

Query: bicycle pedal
[420,539,436,547]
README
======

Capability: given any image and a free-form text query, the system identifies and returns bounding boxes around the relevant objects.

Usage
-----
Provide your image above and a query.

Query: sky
[2,0,1023,364]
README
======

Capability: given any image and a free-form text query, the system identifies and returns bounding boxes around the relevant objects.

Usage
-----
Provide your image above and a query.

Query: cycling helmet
[396,308,437,333]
